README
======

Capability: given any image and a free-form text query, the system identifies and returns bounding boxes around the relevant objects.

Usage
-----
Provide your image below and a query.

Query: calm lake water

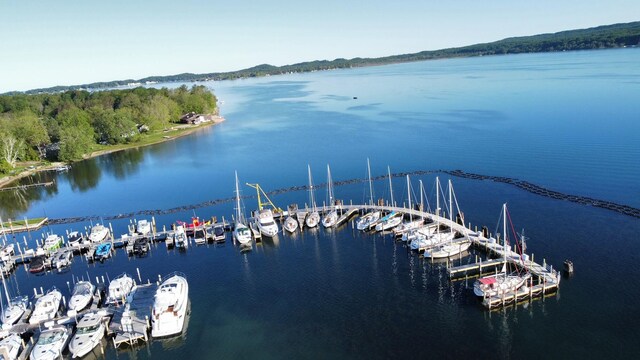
[1,49,639,358]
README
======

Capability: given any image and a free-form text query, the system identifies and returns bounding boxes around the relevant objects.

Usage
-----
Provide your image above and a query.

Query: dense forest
[0,85,216,170]
[10,21,640,95]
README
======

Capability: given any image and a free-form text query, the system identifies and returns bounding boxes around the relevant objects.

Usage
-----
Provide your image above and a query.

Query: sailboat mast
[406,175,412,221]
[1,270,9,304]
[327,164,334,206]
[367,158,373,206]
[235,171,242,223]
[419,179,425,220]
[503,203,508,264]
[448,179,453,223]
[388,166,394,207]
[308,165,316,210]
[435,177,440,217]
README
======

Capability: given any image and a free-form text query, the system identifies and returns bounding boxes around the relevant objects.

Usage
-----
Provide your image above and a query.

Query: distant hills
[12,21,640,95]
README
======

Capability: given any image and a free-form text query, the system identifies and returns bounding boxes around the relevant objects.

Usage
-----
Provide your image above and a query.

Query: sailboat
[233,172,252,245]
[356,159,381,231]
[473,203,531,298]
[246,183,280,238]
[394,176,425,237]
[1,271,28,328]
[423,179,471,258]
[322,164,339,228]
[305,165,320,228]
[284,204,299,233]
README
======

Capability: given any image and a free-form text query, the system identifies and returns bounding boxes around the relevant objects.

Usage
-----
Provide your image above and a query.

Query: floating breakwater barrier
[44,169,639,225]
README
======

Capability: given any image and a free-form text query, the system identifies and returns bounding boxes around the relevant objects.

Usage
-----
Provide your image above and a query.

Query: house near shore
[179,112,209,125]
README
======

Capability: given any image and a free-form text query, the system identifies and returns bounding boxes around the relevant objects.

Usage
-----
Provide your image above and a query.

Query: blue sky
[0,0,638,92]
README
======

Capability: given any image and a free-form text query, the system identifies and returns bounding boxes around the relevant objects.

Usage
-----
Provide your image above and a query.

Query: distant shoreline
[0,117,224,189]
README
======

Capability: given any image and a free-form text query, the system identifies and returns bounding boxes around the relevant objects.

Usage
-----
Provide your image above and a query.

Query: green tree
[57,108,94,161]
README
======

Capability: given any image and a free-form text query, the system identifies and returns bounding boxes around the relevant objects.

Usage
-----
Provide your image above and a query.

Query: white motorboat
[305,165,320,228]
[0,333,24,359]
[256,209,278,237]
[193,227,207,245]
[136,219,151,236]
[0,243,15,261]
[68,281,95,313]
[473,204,532,298]
[30,326,71,360]
[283,216,298,233]
[233,172,253,245]
[107,273,135,306]
[151,273,189,338]
[88,224,110,243]
[29,288,63,324]
[2,295,29,327]
[175,225,188,249]
[43,234,63,252]
[53,250,73,270]
[212,224,226,242]
[68,312,105,358]
[66,231,84,247]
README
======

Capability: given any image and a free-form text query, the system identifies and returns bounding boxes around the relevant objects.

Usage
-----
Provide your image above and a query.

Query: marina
[0,48,638,358]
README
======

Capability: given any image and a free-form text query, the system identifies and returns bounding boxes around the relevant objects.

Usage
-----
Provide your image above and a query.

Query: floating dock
[110,283,157,348]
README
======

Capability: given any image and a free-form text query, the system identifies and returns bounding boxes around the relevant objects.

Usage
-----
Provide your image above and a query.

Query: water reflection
[0,172,58,219]
[99,148,145,180]
[68,159,102,192]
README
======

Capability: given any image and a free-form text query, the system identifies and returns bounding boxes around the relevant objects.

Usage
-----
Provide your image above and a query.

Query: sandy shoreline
[0,116,225,189]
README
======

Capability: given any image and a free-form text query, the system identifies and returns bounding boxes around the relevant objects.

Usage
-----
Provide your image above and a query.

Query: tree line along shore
[0,85,218,180]
[7,21,640,95]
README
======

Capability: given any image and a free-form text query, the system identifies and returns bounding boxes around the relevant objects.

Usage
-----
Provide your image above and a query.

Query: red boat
[177,217,210,235]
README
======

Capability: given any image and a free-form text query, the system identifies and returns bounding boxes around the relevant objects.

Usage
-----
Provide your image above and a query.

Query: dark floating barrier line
[47,169,640,225]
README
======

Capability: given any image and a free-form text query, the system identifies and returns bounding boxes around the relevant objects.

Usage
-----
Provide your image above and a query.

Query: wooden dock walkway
[110,282,157,348]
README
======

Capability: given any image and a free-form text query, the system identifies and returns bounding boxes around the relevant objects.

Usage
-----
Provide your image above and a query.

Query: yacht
[255,209,278,237]
[410,231,455,252]
[43,234,63,252]
[68,312,106,358]
[136,219,151,236]
[0,333,24,359]
[107,273,135,306]
[30,326,71,360]
[68,281,95,313]
[193,227,207,245]
[2,295,29,327]
[88,224,110,243]
[151,273,189,337]
[175,225,188,249]
[29,287,63,324]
